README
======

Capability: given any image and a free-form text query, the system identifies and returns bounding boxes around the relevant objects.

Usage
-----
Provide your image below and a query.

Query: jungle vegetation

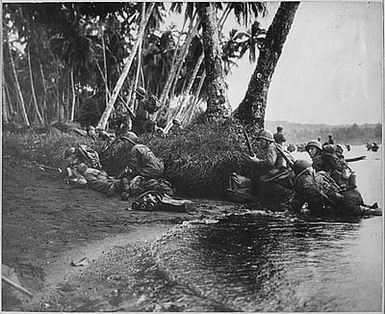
[2,2,300,134]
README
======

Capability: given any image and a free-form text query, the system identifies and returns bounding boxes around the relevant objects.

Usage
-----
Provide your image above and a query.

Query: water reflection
[153,213,382,311]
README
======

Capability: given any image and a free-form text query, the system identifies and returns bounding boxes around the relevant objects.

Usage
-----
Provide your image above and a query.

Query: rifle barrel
[243,130,254,156]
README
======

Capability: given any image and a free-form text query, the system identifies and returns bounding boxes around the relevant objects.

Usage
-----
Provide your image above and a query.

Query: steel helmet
[322,144,335,156]
[121,131,139,145]
[277,126,283,132]
[172,118,181,125]
[334,144,344,155]
[305,140,322,151]
[256,130,274,142]
[293,159,312,175]
[86,125,95,131]
[135,87,146,98]
[64,147,76,158]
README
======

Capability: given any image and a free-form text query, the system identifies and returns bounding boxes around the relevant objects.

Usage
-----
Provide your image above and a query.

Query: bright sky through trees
[227,2,382,125]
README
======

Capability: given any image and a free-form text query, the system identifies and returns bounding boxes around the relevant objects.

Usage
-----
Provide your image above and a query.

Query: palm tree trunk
[8,40,30,126]
[38,58,48,122]
[101,26,109,109]
[182,69,206,125]
[130,32,143,110]
[97,2,155,130]
[234,2,300,131]
[70,67,76,121]
[159,12,198,107]
[169,20,200,99]
[198,2,231,120]
[28,45,44,124]
[4,80,15,121]
[186,51,204,96]
[2,81,9,124]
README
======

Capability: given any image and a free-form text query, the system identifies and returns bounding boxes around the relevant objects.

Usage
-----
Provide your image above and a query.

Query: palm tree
[234,2,300,131]
[97,3,155,130]
[197,2,231,119]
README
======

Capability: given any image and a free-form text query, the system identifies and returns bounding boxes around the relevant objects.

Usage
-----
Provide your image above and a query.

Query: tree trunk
[167,52,205,128]
[234,2,300,131]
[2,81,9,124]
[4,80,15,121]
[169,21,199,99]
[158,13,198,108]
[38,58,48,123]
[183,69,206,125]
[198,3,231,120]
[28,45,44,124]
[70,67,76,121]
[97,2,155,130]
[130,25,143,110]
[101,26,109,110]
[8,40,30,126]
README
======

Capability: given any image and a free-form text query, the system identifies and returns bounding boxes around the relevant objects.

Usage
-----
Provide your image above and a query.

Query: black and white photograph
[2,1,383,312]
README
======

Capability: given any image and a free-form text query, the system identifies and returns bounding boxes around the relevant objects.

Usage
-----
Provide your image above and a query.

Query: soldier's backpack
[77,144,102,169]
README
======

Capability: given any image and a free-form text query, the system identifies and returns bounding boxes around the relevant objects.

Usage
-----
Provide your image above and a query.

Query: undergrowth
[2,119,261,198]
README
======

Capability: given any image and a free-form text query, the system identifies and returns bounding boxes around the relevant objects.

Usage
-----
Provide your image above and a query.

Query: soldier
[290,160,381,216]
[322,144,355,189]
[119,131,164,179]
[246,130,294,205]
[305,140,325,171]
[169,118,183,134]
[61,146,119,196]
[273,126,286,145]
[86,125,97,141]
[132,87,160,135]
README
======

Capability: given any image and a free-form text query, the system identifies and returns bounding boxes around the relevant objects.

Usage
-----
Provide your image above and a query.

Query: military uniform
[248,130,294,207]
[273,132,286,145]
[126,144,164,179]
[291,160,381,216]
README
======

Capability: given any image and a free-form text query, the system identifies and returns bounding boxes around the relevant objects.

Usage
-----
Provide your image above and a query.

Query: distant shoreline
[265,120,381,144]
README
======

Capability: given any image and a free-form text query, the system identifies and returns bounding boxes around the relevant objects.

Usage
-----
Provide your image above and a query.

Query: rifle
[345,155,366,163]
[34,162,62,174]
[274,143,296,169]
[243,129,254,156]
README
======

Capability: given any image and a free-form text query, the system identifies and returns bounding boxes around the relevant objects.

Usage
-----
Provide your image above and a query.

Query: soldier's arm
[255,146,277,168]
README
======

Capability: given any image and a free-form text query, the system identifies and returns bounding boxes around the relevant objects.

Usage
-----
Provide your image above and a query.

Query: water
[148,145,383,312]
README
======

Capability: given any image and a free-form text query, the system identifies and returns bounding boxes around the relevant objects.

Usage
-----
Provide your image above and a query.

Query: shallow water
[149,145,383,312]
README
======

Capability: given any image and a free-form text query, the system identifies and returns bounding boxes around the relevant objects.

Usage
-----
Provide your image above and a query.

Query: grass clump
[3,119,261,199]
[141,118,258,197]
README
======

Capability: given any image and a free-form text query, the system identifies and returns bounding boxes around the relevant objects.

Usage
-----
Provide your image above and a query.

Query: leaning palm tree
[97,3,155,130]
[234,2,300,131]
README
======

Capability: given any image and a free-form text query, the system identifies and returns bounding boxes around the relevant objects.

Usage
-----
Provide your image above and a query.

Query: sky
[226,2,383,125]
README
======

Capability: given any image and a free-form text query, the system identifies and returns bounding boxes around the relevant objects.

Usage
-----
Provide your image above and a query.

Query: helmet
[64,147,76,159]
[277,126,283,132]
[255,130,274,142]
[293,159,312,175]
[121,131,139,145]
[99,130,109,140]
[322,144,335,156]
[135,87,146,98]
[172,118,181,125]
[86,125,95,131]
[334,144,344,155]
[305,140,322,151]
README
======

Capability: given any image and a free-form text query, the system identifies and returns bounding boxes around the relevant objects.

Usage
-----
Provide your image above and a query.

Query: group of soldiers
[61,130,182,210]
[63,121,381,216]
[233,126,381,216]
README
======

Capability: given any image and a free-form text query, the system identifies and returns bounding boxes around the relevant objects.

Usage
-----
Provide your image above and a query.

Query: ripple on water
[152,213,383,312]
